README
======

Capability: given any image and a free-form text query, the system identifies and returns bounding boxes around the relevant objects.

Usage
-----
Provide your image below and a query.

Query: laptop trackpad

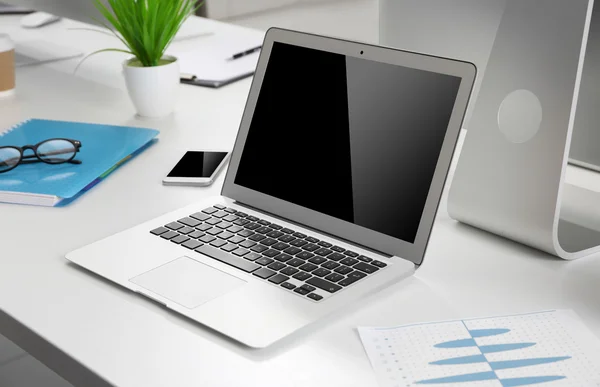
[130,256,246,309]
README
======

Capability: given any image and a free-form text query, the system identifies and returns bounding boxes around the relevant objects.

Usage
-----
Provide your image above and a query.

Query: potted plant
[88,0,200,118]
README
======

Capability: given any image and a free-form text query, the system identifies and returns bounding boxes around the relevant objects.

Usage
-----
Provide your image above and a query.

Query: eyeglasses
[0,138,82,174]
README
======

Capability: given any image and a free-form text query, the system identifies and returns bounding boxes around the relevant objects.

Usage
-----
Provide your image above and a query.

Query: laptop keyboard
[149,205,388,302]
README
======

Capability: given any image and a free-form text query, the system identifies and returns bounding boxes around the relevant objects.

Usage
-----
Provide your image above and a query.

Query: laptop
[66,28,476,348]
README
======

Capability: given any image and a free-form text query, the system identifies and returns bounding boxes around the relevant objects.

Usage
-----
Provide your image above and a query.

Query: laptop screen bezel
[222,28,476,266]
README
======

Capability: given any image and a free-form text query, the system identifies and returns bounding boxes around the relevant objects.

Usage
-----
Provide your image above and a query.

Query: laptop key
[253,268,276,279]
[338,271,367,287]
[324,273,344,283]
[178,227,194,235]
[293,232,307,238]
[229,236,245,244]
[312,268,331,277]
[210,239,227,248]
[257,220,271,226]
[344,250,359,257]
[228,226,244,233]
[287,258,305,267]
[217,232,234,240]
[249,234,266,242]
[317,241,332,248]
[240,240,257,249]
[217,221,232,229]
[190,212,210,221]
[245,223,261,230]
[268,274,289,284]
[206,218,221,225]
[284,247,302,255]
[280,282,296,290]
[221,243,238,252]
[272,242,289,251]
[182,239,203,250]
[294,287,310,295]
[246,215,259,222]
[256,227,272,234]
[160,231,179,240]
[293,271,312,281]
[315,248,333,256]
[267,262,286,271]
[235,211,248,217]
[278,235,295,243]
[357,255,373,263]
[195,245,260,273]
[238,230,254,237]
[262,249,281,258]
[281,228,294,234]
[328,252,345,261]
[280,267,299,276]
[334,265,353,275]
[267,231,284,238]
[244,252,262,261]
[299,263,318,272]
[224,207,237,214]
[269,224,282,230]
[290,239,308,247]
[274,253,292,262]
[202,207,218,214]
[372,260,387,268]
[171,235,190,244]
[308,256,327,265]
[250,245,268,253]
[260,238,277,246]
[302,244,319,252]
[300,284,316,293]
[305,236,319,243]
[306,277,342,293]
[354,262,379,274]
[340,257,359,266]
[213,211,228,218]
[179,217,201,227]
[233,248,249,257]
[307,293,323,301]
[213,204,226,210]
[223,215,238,222]
[196,224,212,231]
[296,252,314,260]
[331,246,345,253]
[234,219,250,226]
[256,257,274,266]
[150,227,168,236]
[322,261,340,270]
[199,235,216,243]
[188,230,205,239]
[166,222,184,231]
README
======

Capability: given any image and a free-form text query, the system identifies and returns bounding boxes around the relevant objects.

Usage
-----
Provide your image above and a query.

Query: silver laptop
[66,28,476,348]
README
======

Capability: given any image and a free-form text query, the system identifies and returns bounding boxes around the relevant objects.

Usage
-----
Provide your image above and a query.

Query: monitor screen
[234,42,461,244]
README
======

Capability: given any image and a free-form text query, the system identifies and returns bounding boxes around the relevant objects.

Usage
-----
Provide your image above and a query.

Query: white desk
[2,15,600,387]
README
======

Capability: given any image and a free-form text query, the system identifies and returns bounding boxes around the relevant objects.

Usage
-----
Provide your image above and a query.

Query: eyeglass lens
[0,147,21,172]
[37,139,77,164]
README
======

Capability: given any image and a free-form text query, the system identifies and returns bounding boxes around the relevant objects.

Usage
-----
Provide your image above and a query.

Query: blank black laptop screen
[234,42,461,244]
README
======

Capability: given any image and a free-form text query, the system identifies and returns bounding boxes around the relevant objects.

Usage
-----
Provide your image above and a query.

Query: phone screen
[167,151,229,178]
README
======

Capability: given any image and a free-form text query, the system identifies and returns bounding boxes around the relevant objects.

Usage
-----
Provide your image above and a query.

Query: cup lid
[0,34,14,52]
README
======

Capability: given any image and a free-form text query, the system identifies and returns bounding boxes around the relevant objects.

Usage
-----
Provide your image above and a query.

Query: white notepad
[359,310,600,387]
[169,33,264,84]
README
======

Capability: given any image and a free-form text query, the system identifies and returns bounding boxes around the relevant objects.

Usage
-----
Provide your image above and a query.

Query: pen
[228,46,262,61]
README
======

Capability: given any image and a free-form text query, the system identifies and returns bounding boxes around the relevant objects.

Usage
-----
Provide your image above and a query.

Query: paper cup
[0,34,15,98]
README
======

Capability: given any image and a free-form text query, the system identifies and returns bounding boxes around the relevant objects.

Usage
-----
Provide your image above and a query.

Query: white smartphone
[162,151,230,187]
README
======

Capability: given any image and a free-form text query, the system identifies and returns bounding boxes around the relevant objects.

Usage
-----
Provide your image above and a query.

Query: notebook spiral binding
[0,120,31,137]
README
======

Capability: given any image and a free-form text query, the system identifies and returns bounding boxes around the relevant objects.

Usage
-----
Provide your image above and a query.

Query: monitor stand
[448,0,600,260]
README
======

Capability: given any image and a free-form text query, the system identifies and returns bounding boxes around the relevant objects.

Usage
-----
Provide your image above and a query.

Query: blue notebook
[0,119,159,206]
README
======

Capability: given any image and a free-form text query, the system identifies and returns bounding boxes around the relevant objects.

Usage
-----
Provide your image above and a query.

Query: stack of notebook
[0,119,158,206]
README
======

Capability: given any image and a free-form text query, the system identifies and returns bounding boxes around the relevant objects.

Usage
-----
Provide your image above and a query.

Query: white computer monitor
[3,0,106,24]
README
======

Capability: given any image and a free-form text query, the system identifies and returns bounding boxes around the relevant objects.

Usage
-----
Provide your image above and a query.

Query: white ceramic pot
[123,55,180,118]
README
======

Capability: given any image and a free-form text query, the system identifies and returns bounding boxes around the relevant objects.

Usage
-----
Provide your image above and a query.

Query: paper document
[359,310,600,387]
[169,33,263,83]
